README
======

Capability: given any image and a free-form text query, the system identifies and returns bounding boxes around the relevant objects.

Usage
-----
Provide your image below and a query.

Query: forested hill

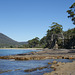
[0,33,27,48]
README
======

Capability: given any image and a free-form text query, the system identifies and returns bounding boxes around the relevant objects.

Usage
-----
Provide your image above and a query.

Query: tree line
[23,23,75,49]
[22,3,75,49]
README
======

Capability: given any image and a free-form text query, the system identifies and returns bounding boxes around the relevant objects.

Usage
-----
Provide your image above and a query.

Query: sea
[0,49,74,75]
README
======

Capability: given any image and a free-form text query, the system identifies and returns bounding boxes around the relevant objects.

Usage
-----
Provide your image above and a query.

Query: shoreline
[0,48,75,75]
[44,61,75,75]
[0,48,43,50]
[0,49,75,60]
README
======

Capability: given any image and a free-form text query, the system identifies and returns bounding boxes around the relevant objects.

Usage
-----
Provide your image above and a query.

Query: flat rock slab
[0,49,75,60]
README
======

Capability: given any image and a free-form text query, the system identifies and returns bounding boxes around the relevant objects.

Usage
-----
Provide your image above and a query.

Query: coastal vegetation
[23,2,75,49]
[0,23,75,49]
[0,22,75,49]
[23,23,75,49]
[67,3,75,25]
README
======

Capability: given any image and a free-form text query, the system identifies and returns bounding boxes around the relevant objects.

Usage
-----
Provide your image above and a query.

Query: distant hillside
[19,42,28,45]
[0,33,27,48]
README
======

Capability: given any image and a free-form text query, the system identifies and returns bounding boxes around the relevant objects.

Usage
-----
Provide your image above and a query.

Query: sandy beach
[0,48,43,50]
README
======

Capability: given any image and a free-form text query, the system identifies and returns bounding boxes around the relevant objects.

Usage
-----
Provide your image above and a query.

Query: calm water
[0,49,39,56]
[0,49,74,75]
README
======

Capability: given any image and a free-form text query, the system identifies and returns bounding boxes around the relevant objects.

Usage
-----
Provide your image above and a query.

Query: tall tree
[50,22,63,34]
[67,3,75,25]
[46,22,63,48]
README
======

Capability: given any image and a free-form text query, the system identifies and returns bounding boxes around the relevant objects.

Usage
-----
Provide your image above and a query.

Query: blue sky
[0,0,75,42]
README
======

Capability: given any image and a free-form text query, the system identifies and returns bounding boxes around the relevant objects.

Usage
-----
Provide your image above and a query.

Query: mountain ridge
[0,33,27,48]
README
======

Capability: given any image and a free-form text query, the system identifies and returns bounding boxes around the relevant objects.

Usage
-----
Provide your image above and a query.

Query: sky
[0,0,75,42]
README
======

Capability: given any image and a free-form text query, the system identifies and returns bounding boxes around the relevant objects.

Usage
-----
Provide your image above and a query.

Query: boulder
[50,65,55,68]
[53,61,57,64]
[48,62,52,64]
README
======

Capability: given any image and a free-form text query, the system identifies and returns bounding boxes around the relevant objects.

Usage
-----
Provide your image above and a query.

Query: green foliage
[45,22,63,48]
[40,36,46,44]
[10,46,13,48]
[72,28,75,33]
[28,37,40,48]
[0,22,74,49]
[50,22,63,34]
[67,3,75,25]
[40,36,47,48]
[64,28,75,49]
[64,37,75,49]
[70,3,75,8]
[64,28,75,39]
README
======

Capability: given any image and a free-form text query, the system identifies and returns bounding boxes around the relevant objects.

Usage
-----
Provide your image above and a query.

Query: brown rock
[50,65,55,68]
[48,62,52,64]
[53,61,57,64]
[69,57,73,59]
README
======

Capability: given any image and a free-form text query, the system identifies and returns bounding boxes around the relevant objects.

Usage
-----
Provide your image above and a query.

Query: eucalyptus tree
[67,3,75,25]
[50,22,63,34]
[46,22,63,48]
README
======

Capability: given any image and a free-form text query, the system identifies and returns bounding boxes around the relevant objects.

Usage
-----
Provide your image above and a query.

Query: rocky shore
[44,61,75,75]
[0,49,75,60]
[0,48,75,75]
